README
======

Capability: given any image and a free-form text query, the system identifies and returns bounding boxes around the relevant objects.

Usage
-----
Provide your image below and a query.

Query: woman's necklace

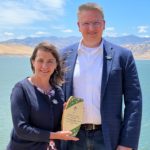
[29,77,52,93]
[28,77,57,104]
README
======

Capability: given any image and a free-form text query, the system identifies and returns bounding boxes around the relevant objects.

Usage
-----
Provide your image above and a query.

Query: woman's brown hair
[30,42,65,86]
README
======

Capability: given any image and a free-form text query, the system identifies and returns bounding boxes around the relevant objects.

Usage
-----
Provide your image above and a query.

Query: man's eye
[83,23,89,26]
[94,22,101,26]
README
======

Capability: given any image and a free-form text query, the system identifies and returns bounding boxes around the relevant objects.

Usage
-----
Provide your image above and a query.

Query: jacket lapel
[65,44,78,99]
[101,40,114,101]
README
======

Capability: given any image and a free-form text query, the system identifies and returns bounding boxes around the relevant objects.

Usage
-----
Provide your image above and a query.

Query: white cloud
[28,31,49,38]
[16,35,28,39]
[121,33,130,36]
[104,27,118,37]
[139,35,150,38]
[137,26,149,33]
[62,29,73,33]
[2,32,29,41]
[38,0,65,9]
[4,32,14,36]
[0,32,15,41]
[0,7,46,26]
[0,0,66,27]
[105,27,115,32]
[35,31,49,35]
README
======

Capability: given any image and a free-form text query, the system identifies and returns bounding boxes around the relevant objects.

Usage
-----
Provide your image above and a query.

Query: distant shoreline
[0,53,30,57]
[0,53,150,60]
[0,43,150,60]
[0,43,33,57]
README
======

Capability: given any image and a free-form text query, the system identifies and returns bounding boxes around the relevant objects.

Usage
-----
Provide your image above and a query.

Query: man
[61,2,142,150]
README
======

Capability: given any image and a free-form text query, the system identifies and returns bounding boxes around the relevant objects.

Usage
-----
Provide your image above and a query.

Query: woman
[7,42,78,150]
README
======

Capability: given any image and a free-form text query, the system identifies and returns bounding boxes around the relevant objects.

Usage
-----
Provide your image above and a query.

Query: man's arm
[119,50,142,149]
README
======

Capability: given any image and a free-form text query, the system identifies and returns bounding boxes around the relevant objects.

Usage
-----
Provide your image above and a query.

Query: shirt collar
[78,38,103,55]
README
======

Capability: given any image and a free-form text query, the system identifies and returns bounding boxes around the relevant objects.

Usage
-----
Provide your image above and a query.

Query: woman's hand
[50,131,79,141]
[63,102,67,109]
[116,145,132,150]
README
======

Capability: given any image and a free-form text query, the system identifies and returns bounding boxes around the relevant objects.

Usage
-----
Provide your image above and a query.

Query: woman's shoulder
[11,78,29,99]
[12,78,32,92]
[13,78,28,87]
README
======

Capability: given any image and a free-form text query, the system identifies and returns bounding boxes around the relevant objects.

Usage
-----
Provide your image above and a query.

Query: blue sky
[0,0,150,41]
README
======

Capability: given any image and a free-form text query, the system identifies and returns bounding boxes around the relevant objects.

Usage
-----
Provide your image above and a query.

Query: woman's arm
[11,83,50,142]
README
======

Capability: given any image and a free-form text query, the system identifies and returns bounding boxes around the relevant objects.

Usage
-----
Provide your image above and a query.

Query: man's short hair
[77,2,104,19]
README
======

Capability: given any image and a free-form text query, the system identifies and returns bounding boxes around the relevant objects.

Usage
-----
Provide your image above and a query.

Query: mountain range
[1,35,150,48]
[0,35,150,59]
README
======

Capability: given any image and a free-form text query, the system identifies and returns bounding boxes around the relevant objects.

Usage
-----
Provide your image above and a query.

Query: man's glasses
[80,20,104,28]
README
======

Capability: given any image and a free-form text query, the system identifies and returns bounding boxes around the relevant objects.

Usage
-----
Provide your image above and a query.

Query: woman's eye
[48,60,56,64]
[37,59,43,63]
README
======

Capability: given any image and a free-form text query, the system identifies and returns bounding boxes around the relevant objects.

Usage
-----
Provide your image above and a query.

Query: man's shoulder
[103,39,131,54]
[103,39,134,63]
[61,42,79,54]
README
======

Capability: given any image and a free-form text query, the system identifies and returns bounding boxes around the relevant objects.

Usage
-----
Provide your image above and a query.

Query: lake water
[0,56,150,150]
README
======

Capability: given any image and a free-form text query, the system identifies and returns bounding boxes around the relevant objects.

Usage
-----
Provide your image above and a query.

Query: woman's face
[32,49,57,80]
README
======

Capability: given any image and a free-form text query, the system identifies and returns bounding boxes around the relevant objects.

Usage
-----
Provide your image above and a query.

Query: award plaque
[62,96,84,136]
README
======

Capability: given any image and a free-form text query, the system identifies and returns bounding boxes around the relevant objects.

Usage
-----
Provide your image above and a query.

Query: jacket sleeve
[119,51,142,149]
[10,83,50,142]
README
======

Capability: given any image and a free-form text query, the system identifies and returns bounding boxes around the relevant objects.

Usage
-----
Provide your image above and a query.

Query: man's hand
[116,145,132,150]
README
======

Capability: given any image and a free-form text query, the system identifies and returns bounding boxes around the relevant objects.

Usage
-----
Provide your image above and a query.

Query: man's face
[78,10,105,47]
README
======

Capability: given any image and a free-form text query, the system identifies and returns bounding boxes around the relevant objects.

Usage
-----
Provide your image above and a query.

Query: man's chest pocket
[109,68,122,85]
